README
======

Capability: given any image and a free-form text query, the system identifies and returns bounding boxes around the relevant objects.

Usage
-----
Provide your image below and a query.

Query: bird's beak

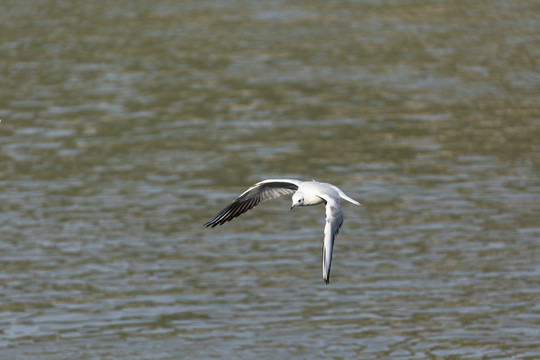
[290,204,295,210]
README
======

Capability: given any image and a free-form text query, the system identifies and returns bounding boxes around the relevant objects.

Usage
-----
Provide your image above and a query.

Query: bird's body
[294,180,331,206]
[204,179,360,284]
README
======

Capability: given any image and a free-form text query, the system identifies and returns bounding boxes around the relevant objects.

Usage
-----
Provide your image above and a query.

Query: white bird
[204,179,360,284]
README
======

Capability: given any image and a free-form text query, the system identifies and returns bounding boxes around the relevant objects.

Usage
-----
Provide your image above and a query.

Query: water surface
[1,0,539,359]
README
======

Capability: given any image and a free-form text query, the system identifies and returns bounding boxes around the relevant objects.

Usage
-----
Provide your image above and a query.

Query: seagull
[204,179,360,284]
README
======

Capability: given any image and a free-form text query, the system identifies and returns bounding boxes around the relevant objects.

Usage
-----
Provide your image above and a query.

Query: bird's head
[291,192,304,209]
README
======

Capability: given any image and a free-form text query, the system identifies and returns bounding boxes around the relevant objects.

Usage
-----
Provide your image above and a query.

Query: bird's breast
[304,196,325,206]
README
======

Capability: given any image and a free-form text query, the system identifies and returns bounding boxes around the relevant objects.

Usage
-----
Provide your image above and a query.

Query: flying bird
[204,179,360,284]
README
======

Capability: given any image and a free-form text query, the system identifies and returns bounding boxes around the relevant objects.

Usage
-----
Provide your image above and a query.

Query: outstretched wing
[204,179,301,228]
[321,197,343,284]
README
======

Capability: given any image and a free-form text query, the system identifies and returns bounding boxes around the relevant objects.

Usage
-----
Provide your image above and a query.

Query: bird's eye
[298,199,301,202]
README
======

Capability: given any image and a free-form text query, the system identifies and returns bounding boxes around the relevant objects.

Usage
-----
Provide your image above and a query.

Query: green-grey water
[1,1,539,359]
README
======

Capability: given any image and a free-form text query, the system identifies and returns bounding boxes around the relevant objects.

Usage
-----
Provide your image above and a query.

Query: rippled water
[1,0,539,359]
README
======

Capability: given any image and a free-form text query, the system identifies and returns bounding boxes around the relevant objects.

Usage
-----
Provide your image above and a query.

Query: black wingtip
[324,277,330,285]
[203,220,215,228]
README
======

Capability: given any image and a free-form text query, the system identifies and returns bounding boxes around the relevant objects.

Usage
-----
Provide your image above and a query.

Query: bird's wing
[320,196,343,284]
[204,179,301,228]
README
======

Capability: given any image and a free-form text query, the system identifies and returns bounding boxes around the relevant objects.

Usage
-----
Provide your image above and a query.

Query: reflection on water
[1,0,539,359]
